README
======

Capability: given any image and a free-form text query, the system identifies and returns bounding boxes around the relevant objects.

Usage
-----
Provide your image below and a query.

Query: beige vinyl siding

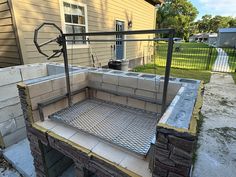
[0,0,21,67]
[12,0,155,66]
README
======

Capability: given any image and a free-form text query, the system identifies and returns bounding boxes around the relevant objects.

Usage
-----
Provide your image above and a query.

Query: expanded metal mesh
[49,99,159,155]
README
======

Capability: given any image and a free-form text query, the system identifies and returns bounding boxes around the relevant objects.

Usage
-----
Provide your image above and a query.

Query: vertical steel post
[62,35,72,106]
[161,32,174,115]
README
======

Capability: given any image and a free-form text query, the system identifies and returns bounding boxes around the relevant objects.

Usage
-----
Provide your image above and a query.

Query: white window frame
[59,0,89,49]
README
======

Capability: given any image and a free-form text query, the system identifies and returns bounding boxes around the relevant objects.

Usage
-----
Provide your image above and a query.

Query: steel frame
[34,23,175,115]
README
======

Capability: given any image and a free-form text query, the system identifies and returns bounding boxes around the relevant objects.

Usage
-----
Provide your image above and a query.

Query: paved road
[193,73,236,177]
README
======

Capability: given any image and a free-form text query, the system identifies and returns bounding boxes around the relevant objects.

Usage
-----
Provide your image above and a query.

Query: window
[60,1,88,47]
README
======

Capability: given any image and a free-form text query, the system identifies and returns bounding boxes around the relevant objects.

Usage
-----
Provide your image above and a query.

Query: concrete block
[51,124,77,139]
[0,84,19,102]
[0,118,16,137]
[47,64,65,75]
[71,72,87,84]
[42,99,68,118]
[0,115,25,137]
[135,89,155,99]
[118,76,138,88]
[72,92,86,104]
[103,74,119,85]
[0,96,20,109]
[110,95,127,105]
[119,154,151,177]
[145,102,158,113]
[88,72,103,82]
[88,81,102,90]
[71,81,88,92]
[96,91,111,101]
[15,116,26,130]
[20,64,47,80]
[117,86,135,95]
[101,83,117,92]
[30,89,65,110]
[137,78,159,92]
[0,103,22,123]
[92,142,127,165]
[32,110,41,122]
[145,102,162,113]
[69,132,100,151]
[52,77,66,90]
[28,80,53,98]
[2,127,27,148]
[159,81,182,95]
[0,68,22,86]
[127,98,145,110]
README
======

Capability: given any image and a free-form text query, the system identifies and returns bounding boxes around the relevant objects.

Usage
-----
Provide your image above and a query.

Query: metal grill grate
[49,99,159,155]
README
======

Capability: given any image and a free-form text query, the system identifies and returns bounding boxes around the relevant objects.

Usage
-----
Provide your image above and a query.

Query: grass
[155,42,218,70]
[134,64,212,83]
[224,48,236,72]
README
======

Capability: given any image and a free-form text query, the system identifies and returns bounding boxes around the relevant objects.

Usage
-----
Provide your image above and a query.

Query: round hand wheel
[34,23,63,59]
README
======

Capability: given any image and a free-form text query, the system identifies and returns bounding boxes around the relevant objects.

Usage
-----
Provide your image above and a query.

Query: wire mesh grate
[49,99,160,155]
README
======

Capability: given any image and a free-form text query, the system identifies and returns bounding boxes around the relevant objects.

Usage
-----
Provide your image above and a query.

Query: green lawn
[224,48,236,72]
[155,42,217,70]
[134,64,212,84]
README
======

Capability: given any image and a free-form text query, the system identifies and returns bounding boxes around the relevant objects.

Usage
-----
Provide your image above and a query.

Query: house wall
[0,0,22,67]
[217,32,236,48]
[0,64,48,148]
[11,0,155,67]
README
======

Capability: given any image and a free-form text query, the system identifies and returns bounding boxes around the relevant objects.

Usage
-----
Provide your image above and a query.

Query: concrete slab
[193,73,236,177]
[3,139,36,177]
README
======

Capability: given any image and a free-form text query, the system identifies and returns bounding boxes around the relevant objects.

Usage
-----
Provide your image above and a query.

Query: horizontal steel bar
[92,88,163,105]
[63,28,175,37]
[37,87,88,121]
[66,38,170,42]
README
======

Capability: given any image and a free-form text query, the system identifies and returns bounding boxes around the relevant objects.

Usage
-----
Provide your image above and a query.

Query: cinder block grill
[49,99,159,155]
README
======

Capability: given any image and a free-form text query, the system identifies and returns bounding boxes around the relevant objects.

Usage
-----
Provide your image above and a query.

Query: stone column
[153,127,196,177]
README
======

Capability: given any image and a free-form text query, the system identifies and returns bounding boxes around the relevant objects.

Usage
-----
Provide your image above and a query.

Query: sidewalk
[192,73,236,177]
[212,48,231,72]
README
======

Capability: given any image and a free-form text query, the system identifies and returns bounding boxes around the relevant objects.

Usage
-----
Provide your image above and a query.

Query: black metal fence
[155,42,236,72]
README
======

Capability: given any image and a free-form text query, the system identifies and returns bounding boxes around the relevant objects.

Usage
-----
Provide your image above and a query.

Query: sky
[190,0,236,20]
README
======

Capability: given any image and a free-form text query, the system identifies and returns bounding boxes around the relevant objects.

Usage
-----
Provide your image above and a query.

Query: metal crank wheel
[34,23,63,60]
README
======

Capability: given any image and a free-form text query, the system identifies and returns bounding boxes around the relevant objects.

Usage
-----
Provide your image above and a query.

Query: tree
[195,15,236,33]
[156,0,198,40]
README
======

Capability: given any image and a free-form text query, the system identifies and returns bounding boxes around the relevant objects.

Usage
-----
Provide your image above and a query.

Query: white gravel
[192,73,236,177]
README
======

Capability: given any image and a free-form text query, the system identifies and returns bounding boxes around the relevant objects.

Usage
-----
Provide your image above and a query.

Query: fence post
[206,46,213,70]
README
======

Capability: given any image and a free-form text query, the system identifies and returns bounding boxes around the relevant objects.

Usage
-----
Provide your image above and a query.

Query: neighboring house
[217,28,236,48]
[0,0,164,68]
[189,33,217,44]
[208,33,218,45]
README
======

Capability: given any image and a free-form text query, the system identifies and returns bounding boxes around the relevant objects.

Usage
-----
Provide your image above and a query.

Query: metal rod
[62,35,72,107]
[64,29,175,37]
[39,38,57,47]
[161,32,175,115]
[37,88,88,121]
[65,38,170,42]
